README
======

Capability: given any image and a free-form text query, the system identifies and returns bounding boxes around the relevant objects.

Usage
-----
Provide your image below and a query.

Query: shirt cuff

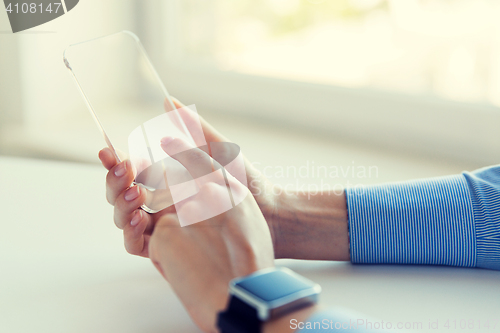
[463,167,500,270]
[345,175,476,267]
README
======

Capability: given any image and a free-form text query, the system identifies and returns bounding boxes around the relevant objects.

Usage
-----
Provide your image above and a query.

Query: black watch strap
[217,295,262,333]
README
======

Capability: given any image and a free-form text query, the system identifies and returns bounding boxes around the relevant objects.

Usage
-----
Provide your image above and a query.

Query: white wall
[0,12,23,124]
[7,0,137,124]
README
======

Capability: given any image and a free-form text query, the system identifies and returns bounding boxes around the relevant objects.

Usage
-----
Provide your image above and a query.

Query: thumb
[160,136,217,181]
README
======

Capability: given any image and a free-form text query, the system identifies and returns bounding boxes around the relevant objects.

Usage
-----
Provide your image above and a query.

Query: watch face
[234,269,314,302]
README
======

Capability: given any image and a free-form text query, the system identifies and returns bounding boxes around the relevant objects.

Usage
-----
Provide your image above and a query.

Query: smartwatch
[217,267,321,333]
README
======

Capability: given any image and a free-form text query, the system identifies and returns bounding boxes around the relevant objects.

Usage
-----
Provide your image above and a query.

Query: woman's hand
[148,138,275,333]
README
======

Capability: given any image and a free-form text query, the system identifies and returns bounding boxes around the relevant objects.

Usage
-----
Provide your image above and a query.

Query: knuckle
[113,208,130,230]
[114,195,130,213]
[106,165,133,189]
[186,149,207,165]
[113,213,124,229]
[210,142,239,165]
[106,192,114,205]
[116,190,143,213]
[238,240,255,258]
[153,214,179,236]
[178,201,199,216]
[124,243,138,255]
[123,230,140,255]
[105,169,115,186]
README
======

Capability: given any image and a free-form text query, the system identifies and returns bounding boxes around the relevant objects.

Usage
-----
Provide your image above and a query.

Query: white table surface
[1,156,499,333]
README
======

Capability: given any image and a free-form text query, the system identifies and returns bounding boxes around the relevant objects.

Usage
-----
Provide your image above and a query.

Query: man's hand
[98,97,281,258]
[165,99,349,261]
[149,138,275,333]
[98,97,350,261]
[167,98,282,248]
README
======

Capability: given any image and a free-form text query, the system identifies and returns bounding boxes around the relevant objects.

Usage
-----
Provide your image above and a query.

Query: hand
[98,97,280,258]
[149,137,275,333]
[98,148,174,257]
[166,99,349,261]
[98,97,350,261]
[167,98,282,247]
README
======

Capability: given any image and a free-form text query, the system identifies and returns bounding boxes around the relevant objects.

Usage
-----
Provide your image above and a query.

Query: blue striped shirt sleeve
[345,165,500,270]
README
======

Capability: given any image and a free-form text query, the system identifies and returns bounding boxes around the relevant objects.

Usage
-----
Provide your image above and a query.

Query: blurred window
[177,0,500,106]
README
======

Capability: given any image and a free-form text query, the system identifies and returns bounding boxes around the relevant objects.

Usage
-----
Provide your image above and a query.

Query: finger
[164,97,175,112]
[99,148,118,171]
[166,98,206,148]
[171,97,183,109]
[164,98,190,142]
[106,160,135,205]
[171,97,229,144]
[160,137,218,181]
[123,209,151,257]
[115,149,129,162]
[170,98,264,199]
[113,185,147,229]
[171,98,258,173]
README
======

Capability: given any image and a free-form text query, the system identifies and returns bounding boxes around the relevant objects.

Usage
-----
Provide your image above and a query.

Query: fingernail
[131,210,142,226]
[115,161,127,177]
[160,136,175,147]
[125,186,140,201]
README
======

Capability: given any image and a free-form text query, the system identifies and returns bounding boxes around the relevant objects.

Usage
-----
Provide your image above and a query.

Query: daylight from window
[180,0,500,106]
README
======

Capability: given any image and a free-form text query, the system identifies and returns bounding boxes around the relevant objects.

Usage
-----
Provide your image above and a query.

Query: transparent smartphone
[64,31,195,213]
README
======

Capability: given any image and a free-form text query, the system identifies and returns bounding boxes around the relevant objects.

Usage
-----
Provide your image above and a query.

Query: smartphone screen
[64,31,196,213]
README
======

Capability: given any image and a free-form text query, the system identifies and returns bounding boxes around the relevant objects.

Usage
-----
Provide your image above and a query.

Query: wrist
[271,189,350,261]
[217,267,320,333]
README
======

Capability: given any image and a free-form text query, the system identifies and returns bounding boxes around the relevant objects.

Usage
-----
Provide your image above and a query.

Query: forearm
[269,166,500,269]
[271,189,350,261]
